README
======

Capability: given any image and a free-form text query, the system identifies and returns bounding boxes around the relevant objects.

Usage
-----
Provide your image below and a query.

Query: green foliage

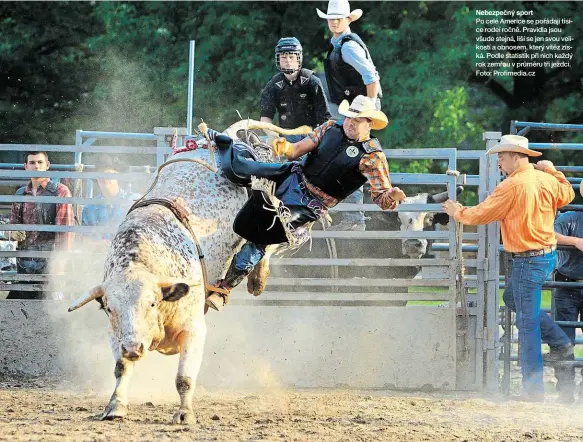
[430,87,482,146]
[1,0,582,175]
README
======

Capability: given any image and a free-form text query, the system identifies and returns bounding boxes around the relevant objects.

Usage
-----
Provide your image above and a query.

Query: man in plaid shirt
[203,95,405,312]
[7,151,74,299]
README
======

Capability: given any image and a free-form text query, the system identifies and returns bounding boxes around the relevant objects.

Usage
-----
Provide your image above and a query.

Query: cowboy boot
[205,260,249,312]
[236,129,262,148]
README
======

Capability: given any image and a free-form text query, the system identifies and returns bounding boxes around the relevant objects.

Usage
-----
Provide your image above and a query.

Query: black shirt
[260,69,331,129]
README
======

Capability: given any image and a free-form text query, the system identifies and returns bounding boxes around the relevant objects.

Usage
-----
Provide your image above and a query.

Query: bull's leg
[102,359,134,420]
[173,325,206,424]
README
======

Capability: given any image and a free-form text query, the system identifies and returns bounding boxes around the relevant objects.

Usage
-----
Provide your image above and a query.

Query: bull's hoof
[172,409,195,425]
[101,401,128,420]
[205,294,226,311]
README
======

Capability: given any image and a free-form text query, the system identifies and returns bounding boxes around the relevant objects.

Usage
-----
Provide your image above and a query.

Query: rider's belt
[512,245,556,258]
[292,163,338,209]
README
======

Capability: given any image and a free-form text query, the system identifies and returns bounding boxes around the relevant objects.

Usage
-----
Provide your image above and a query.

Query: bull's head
[68,271,201,361]
[397,187,463,258]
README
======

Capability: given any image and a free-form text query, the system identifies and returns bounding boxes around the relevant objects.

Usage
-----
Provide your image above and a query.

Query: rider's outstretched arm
[286,137,317,160]
[273,136,317,160]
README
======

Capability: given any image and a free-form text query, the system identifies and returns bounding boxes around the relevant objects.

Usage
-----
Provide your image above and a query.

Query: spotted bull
[67,122,258,424]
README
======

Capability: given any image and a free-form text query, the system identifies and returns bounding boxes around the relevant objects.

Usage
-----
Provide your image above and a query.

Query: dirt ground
[0,377,582,442]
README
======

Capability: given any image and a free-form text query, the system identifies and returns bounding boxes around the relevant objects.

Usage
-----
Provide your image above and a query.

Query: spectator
[317,0,383,231]
[7,151,74,299]
[550,181,583,403]
[81,159,137,244]
[318,0,382,107]
[260,37,331,143]
[442,135,574,401]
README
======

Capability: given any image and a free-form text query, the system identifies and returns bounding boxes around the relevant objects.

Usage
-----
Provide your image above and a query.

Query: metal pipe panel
[0,196,136,205]
[0,171,150,180]
[331,203,443,212]
[187,40,196,136]
[513,121,583,132]
[529,143,583,150]
[0,224,116,233]
[310,230,468,240]
[77,130,157,140]
[384,148,456,159]
[0,144,170,154]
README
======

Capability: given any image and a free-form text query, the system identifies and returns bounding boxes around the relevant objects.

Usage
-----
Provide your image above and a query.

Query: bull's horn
[68,285,105,312]
[247,121,312,136]
[431,186,464,203]
[157,277,201,289]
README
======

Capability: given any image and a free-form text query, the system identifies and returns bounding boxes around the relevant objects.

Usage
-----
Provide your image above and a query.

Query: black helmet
[275,37,302,74]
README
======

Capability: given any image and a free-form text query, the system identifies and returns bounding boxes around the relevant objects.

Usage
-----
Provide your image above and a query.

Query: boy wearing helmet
[260,37,331,142]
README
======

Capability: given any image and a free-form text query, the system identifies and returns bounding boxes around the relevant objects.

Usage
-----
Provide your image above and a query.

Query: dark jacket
[260,68,331,129]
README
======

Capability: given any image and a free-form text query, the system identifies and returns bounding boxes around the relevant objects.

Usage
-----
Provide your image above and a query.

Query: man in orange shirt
[442,135,575,401]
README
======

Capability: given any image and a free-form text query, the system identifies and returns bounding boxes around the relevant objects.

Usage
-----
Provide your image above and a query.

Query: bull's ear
[433,213,450,225]
[160,282,191,302]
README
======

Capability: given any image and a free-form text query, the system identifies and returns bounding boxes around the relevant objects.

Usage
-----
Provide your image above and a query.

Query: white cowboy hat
[317,0,363,21]
[485,134,542,157]
[580,179,583,198]
[338,95,388,130]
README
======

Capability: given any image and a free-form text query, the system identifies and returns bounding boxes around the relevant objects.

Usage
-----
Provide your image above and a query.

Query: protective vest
[324,33,381,104]
[272,68,316,128]
[302,124,382,200]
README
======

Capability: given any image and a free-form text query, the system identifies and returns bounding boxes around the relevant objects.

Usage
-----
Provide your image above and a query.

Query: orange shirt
[454,163,574,253]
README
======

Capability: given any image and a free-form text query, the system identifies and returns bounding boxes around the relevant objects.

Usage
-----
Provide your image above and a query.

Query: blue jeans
[553,285,583,392]
[284,134,305,143]
[554,285,583,344]
[504,250,569,394]
[503,270,571,349]
[234,241,267,273]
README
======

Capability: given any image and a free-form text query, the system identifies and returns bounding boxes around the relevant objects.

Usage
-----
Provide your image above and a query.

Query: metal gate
[0,127,502,390]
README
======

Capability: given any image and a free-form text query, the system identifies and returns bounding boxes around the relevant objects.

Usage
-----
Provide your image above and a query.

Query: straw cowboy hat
[338,95,388,130]
[317,0,363,21]
[580,179,583,198]
[485,134,542,157]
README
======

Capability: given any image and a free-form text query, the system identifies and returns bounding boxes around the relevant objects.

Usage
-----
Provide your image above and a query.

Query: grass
[408,287,552,308]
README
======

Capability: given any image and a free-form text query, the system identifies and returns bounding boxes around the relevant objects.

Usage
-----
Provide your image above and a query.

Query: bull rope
[128,155,229,300]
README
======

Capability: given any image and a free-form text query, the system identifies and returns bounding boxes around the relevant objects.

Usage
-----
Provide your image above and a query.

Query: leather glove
[10,231,26,242]
[272,137,292,157]
[197,121,209,140]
